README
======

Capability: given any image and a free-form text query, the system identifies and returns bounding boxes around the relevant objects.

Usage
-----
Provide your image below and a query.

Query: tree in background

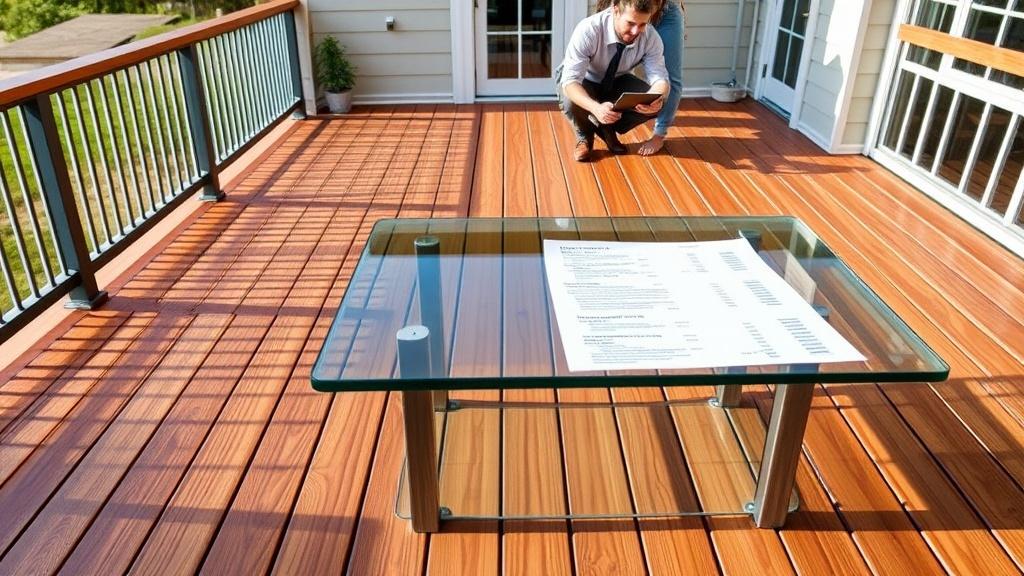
[2,0,84,39]
[1,0,257,40]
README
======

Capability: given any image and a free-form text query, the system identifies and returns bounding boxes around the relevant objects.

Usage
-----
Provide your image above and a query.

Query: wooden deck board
[1,101,1023,575]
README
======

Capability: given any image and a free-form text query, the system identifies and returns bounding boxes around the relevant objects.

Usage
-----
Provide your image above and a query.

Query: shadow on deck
[1,100,1023,575]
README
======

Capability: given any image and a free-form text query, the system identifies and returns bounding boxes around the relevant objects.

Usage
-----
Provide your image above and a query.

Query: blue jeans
[654,1,684,137]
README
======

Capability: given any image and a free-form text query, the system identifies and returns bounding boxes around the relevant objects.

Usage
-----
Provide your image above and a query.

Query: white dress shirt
[559,8,668,88]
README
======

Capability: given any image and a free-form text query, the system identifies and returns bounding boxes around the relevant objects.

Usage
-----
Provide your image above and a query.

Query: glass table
[311,217,948,532]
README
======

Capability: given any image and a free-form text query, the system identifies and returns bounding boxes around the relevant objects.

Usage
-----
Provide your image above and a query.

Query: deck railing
[0,0,303,342]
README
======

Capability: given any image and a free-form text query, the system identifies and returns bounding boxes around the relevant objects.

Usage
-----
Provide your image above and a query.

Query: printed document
[543,238,865,372]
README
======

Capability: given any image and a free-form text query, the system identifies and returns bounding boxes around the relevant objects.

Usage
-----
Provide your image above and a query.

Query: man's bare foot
[638,134,665,156]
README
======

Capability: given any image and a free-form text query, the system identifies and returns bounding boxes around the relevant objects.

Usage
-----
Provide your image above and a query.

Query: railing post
[22,94,108,310]
[177,45,224,202]
[283,10,306,119]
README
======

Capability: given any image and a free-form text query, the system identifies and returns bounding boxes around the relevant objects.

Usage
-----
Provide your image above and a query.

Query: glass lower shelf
[397,393,799,520]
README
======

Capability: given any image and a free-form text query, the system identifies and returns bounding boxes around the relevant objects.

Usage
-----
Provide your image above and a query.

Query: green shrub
[2,0,84,40]
[315,36,356,93]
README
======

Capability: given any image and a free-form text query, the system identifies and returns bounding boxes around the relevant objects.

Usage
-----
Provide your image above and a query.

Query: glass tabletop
[311,216,948,391]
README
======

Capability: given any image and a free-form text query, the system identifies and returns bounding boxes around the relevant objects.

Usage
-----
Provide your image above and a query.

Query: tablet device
[612,92,660,111]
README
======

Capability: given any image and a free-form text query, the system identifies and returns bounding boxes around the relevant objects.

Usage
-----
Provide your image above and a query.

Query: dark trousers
[558,73,657,142]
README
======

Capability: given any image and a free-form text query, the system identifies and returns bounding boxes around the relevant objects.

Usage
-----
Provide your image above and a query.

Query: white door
[761,0,811,115]
[476,0,566,96]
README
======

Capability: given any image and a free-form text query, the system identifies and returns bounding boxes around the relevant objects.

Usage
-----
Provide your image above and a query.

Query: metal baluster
[119,69,157,214]
[0,162,39,298]
[215,34,243,153]
[134,64,172,204]
[94,77,136,227]
[0,227,22,311]
[2,111,55,286]
[265,18,285,115]
[284,10,305,114]
[196,43,224,162]
[108,72,147,219]
[261,18,282,115]
[260,18,280,116]
[54,92,99,252]
[245,22,270,126]
[178,44,223,201]
[227,30,255,139]
[273,15,289,112]
[68,87,111,247]
[22,94,107,309]
[82,82,124,238]
[162,54,197,183]
[150,57,184,190]
[204,38,229,156]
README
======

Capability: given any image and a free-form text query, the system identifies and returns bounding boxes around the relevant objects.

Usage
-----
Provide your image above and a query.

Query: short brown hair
[612,0,661,14]
[597,0,663,17]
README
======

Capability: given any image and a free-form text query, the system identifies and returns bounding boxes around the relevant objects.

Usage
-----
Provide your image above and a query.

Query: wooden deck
[1,100,1024,575]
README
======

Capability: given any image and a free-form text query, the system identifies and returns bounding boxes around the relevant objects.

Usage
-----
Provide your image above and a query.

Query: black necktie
[600,42,626,96]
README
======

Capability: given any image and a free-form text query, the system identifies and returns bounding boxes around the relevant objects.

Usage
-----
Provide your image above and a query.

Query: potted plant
[315,36,356,113]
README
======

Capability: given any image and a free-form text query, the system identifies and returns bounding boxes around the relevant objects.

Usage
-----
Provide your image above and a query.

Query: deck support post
[177,45,223,202]
[22,95,107,310]
[397,325,440,532]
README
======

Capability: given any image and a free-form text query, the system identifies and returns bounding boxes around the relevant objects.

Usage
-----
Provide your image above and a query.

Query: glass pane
[938,95,986,187]
[487,0,518,32]
[488,35,518,79]
[794,0,811,35]
[954,9,1004,76]
[962,9,1003,44]
[785,37,803,87]
[772,33,789,82]
[918,86,956,169]
[967,107,1012,201]
[914,0,957,31]
[523,0,552,31]
[781,0,797,31]
[900,78,934,158]
[988,120,1023,216]
[973,0,1009,7]
[522,35,552,78]
[883,71,914,151]
[991,17,1024,88]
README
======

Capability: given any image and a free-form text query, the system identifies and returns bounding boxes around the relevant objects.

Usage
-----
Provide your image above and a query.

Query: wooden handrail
[0,0,298,107]
[898,23,1024,79]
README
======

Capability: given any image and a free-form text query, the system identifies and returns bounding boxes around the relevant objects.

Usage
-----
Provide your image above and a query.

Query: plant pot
[325,90,353,113]
[711,81,746,103]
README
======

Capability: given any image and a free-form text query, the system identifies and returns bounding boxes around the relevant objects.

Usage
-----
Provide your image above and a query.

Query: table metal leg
[750,383,813,527]
[397,325,440,532]
[402,390,440,532]
[713,367,745,407]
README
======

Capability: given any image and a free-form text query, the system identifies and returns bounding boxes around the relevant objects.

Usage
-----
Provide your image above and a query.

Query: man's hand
[591,101,622,125]
[635,95,664,115]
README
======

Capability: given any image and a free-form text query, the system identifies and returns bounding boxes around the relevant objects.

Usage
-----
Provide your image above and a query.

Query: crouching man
[557,0,670,162]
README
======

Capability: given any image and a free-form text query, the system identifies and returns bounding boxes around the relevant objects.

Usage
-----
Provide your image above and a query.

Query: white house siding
[791,0,878,152]
[307,0,453,103]
[841,0,894,148]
